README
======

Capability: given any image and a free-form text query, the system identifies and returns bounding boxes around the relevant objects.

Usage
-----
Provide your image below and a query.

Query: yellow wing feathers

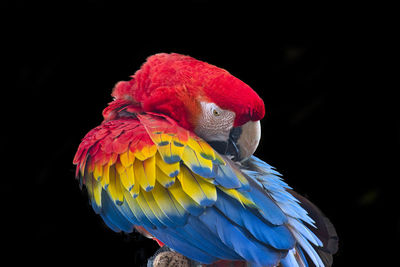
[79,115,251,212]
[108,165,124,205]
[178,165,217,206]
[84,169,102,210]
[84,149,219,207]
[134,156,156,192]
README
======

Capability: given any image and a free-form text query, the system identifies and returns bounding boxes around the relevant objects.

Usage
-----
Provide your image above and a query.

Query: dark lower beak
[208,121,261,162]
[208,127,242,161]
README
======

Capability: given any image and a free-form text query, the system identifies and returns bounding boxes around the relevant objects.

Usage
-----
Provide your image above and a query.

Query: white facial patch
[194,102,236,142]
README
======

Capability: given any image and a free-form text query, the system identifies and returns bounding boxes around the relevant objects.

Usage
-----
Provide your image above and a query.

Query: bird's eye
[213,109,221,116]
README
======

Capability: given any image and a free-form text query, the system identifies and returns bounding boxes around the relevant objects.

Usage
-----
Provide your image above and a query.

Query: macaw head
[110,53,265,161]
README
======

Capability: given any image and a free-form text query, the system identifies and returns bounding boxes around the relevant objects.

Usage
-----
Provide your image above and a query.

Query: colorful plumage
[73,53,338,266]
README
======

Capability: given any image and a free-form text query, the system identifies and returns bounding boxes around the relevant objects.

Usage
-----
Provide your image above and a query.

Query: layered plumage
[73,53,337,267]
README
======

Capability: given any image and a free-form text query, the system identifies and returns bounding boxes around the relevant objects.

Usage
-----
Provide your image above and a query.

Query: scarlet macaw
[73,53,338,266]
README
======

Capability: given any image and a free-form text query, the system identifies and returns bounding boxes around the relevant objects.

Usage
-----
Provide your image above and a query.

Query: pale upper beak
[208,120,261,162]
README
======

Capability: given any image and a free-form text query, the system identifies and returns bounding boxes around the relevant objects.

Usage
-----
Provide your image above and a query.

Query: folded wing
[74,113,330,266]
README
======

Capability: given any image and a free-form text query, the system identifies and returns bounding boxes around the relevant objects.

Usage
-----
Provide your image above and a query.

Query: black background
[10,2,397,266]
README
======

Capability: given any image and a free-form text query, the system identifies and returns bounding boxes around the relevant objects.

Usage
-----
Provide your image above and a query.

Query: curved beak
[208,120,261,162]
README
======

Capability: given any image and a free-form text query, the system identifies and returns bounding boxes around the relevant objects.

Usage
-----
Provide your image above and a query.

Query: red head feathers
[110,53,265,130]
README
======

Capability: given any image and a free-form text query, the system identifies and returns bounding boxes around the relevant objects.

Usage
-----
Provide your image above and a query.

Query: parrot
[73,53,338,267]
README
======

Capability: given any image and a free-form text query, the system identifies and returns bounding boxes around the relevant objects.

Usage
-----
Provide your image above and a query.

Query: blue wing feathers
[244,178,288,225]
[87,152,327,267]
[122,190,156,229]
[184,216,243,260]
[215,189,295,250]
[117,198,140,225]
[287,217,322,247]
[244,156,325,266]
[280,245,309,267]
[100,190,134,233]
[153,188,189,226]
[180,219,243,259]
[275,201,316,227]
[296,245,309,267]
[145,227,218,263]
[141,190,179,228]
[214,164,242,188]
[134,191,167,229]
[268,188,300,204]
[280,250,300,267]
[291,230,324,267]
[199,207,283,267]
[247,157,319,227]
